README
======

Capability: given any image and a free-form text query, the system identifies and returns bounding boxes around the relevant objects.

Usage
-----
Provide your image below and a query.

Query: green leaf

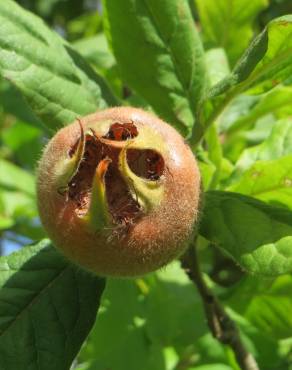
[221,115,276,164]
[2,121,43,169]
[197,146,233,190]
[204,124,223,190]
[143,262,207,347]
[193,15,292,146]
[79,278,162,370]
[0,159,35,197]
[73,34,116,71]
[226,86,292,134]
[0,79,43,129]
[209,15,292,99]
[218,158,235,184]
[0,190,36,222]
[228,155,292,209]
[200,191,292,276]
[195,333,233,366]
[0,239,105,369]
[189,365,232,370]
[218,94,260,133]
[79,262,208,370]
[0,160,38,235]
[235,118,292,174]
[226,275,292,340]
[196,0,268,66]
[198,160,216,189]
[225,308,287,369]
[205,48,230,87]
[0,0,118,131]
[0,214,14,230]
[103,0,207,136]
[67,11,102,40]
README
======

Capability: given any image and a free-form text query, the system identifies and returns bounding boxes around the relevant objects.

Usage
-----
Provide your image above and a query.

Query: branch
[181,242,259,370]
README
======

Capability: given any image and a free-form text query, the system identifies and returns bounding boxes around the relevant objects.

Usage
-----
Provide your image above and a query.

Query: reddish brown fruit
[37,107,201,277]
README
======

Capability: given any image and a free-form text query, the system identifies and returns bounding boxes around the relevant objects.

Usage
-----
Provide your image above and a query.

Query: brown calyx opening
[103,121,138,141]
[66,122,164,226]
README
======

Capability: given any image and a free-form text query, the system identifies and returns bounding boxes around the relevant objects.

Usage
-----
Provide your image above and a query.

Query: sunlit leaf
[210,15,292,99]
[103,0,207,135]
[73,34,115,71]
[0,159,35,196]
[235,118,292,174]
[196,0,268,66]
[200,191,292,276]
[226,275,292,339]
[229,155,292,209]
[226,86,292,134]
[0,0,118,131]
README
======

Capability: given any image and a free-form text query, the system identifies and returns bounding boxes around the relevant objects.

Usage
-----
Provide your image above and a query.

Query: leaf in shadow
[0,239,105,370]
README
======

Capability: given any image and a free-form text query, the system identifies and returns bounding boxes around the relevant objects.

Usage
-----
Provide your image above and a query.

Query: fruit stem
[181,242,259,370]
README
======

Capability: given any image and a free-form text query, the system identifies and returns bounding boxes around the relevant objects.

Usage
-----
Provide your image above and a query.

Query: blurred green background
[0,1,292,369]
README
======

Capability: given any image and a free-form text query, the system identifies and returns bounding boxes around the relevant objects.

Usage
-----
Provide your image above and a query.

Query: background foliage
[0,0,292,369]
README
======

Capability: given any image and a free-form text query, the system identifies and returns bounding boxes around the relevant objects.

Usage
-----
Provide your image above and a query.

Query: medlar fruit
[37,107,201,277]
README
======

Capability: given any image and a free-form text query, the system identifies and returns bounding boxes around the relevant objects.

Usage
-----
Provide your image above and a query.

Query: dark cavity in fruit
[67,122,164,226]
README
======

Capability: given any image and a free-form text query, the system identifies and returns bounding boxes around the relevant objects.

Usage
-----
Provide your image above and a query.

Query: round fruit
[37,107,201,277]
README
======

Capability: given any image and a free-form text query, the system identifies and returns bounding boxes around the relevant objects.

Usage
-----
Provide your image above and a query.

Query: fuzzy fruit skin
[37,107,201,277]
